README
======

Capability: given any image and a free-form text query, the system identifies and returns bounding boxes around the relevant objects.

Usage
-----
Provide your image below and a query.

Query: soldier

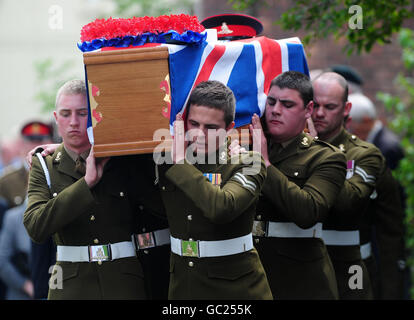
[250,71,347,299]
[0,121,53,210]
[158,80,272,299]
[311,72,385,299]
[348,92,406,299]
[23,79,147,299]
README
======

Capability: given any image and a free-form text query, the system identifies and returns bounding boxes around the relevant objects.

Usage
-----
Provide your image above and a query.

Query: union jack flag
[166,36,309,132]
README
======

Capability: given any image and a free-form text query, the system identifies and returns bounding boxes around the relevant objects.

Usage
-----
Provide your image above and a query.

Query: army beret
[21,121,53,141]
[330,65,363,86]
[201,13,263,40]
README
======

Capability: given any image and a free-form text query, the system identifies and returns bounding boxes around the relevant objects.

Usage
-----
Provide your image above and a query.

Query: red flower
[80,14,205,42]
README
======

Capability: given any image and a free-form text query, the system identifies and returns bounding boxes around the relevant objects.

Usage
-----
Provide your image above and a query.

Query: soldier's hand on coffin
[250,113,270,167]
[172,113,187,164]
[228,139,247,156]
[26,143,60,168]
[305,118,317,138]
[84,148,110,188]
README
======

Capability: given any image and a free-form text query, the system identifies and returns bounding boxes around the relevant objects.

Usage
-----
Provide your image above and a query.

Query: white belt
[57,241,135,263]
[132,228,171,250]
[253,221,323,238]
[322,230,360,246]
[360,242,372,259]
[170,233,253,258]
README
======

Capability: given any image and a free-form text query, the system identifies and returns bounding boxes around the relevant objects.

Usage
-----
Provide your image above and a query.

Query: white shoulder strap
[35,153,51,189]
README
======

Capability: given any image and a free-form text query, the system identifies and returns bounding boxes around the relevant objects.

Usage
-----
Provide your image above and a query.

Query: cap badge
[218,22,233,35]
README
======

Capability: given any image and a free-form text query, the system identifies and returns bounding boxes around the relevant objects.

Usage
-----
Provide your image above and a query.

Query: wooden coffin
[84,46,172,157]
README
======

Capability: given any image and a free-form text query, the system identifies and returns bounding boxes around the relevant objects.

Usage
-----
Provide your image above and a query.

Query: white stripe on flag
[276,40,289,72]
[87,127,94,145]
[252,40,267,116]
[209,42,243,84]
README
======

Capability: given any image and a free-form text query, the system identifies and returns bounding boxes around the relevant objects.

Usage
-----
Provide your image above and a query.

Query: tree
[110,0,196,17]
[229,0,413,55]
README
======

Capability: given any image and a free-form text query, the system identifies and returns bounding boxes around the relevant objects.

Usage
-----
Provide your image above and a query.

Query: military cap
[330,64,363,86]
[201,13,263,40]
[21,121,53,141]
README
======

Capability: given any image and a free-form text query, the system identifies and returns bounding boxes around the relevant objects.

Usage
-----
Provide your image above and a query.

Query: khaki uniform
[323,128,385,300]
[0,164,28,209]
[255,132,346,299]
[360,167,406,299]
[24,144,146,300]
[159,151,272,300]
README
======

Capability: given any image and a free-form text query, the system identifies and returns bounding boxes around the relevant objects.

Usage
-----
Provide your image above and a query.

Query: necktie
[75,157,86,175]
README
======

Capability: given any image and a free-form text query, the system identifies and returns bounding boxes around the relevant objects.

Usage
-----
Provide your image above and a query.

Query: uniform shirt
[24,144,146,300]
[159,151,272,300]
[255,132,347,299]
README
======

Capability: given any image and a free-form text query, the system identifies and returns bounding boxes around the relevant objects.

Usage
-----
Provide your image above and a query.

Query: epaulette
[313,138,341,152]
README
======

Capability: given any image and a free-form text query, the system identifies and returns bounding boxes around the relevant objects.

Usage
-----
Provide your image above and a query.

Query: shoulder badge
[301,136,309,147]
[339,144,346,152]
[54,152,62,163]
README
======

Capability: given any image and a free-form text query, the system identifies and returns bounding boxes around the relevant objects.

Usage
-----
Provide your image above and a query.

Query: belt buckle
[134,232,156,250]
[252,221,267,237]
[181,239,199,257]
[88,244,112,262]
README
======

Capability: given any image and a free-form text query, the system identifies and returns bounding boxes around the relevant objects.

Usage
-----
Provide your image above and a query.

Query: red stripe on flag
[258,38,283,94]
[193,45,226,87]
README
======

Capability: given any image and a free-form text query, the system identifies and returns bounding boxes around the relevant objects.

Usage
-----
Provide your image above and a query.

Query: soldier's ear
[344,101,352,118]
[53,111,58,124]
[226,121,235,132]
[304,100,314,119]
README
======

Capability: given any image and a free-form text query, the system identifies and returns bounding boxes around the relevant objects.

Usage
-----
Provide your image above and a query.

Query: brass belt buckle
[252,221,267,237]
[88,244,112,262]
[134,232,156,250]
[181,239,199,257]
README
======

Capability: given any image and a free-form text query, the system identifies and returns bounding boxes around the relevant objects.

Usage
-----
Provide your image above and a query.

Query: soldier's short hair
[270,71,313,107]
[186,80,236,127]
[55,79,87,109]
[312,72,349,104]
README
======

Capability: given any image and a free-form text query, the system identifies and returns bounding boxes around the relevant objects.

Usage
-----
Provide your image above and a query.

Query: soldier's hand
[228,139,247,156]
[250,113,271,167]
[84,149,110,188]
[26,143,60,169]
[172,113,186,164]
[22,280,34,298]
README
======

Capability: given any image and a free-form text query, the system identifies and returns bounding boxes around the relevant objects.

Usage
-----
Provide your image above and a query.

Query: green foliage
[229,0,413,55]
[377,28,414,297]
[111,0,195,17]
[33,58,78,113]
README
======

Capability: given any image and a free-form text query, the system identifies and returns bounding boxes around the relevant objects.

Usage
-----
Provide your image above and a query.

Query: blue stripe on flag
[227,44,260,127]
[286,43,309,76]
[168,42,209,127]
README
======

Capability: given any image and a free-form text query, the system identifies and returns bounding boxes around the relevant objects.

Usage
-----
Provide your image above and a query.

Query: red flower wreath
[80,14,205,42]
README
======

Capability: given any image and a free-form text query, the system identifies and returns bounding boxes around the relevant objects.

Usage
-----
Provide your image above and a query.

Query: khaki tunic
[24,144,146,300]
[324,128,385,300]
[255,132,346,299]
[0,164,28,209]
[159,152,272,300]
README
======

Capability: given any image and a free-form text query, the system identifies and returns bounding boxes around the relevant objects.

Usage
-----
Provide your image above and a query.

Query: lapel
[269,132,312,164]
[53,144,84,180]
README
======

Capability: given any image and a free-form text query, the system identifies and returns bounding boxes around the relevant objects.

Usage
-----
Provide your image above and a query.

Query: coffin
[84,46,172,157]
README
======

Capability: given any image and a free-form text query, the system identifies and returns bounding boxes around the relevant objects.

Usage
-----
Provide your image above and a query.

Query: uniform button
[142,228,146,232]
[90,215,95,221]
[139,205,144,211]
[144,250,149,254]
[351,135,356,140]
[189,238,193,241]
[314,136,319,140]
[294,172,299,176]
[97,260,102,265]
[161,186,166,191]
[120,192,125,197]
[256,215,262,221]
[187,215,192,221]
[188,261,194,267]
[93,238,99,244]
[255,238,260,244]
[52,193,58,197]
